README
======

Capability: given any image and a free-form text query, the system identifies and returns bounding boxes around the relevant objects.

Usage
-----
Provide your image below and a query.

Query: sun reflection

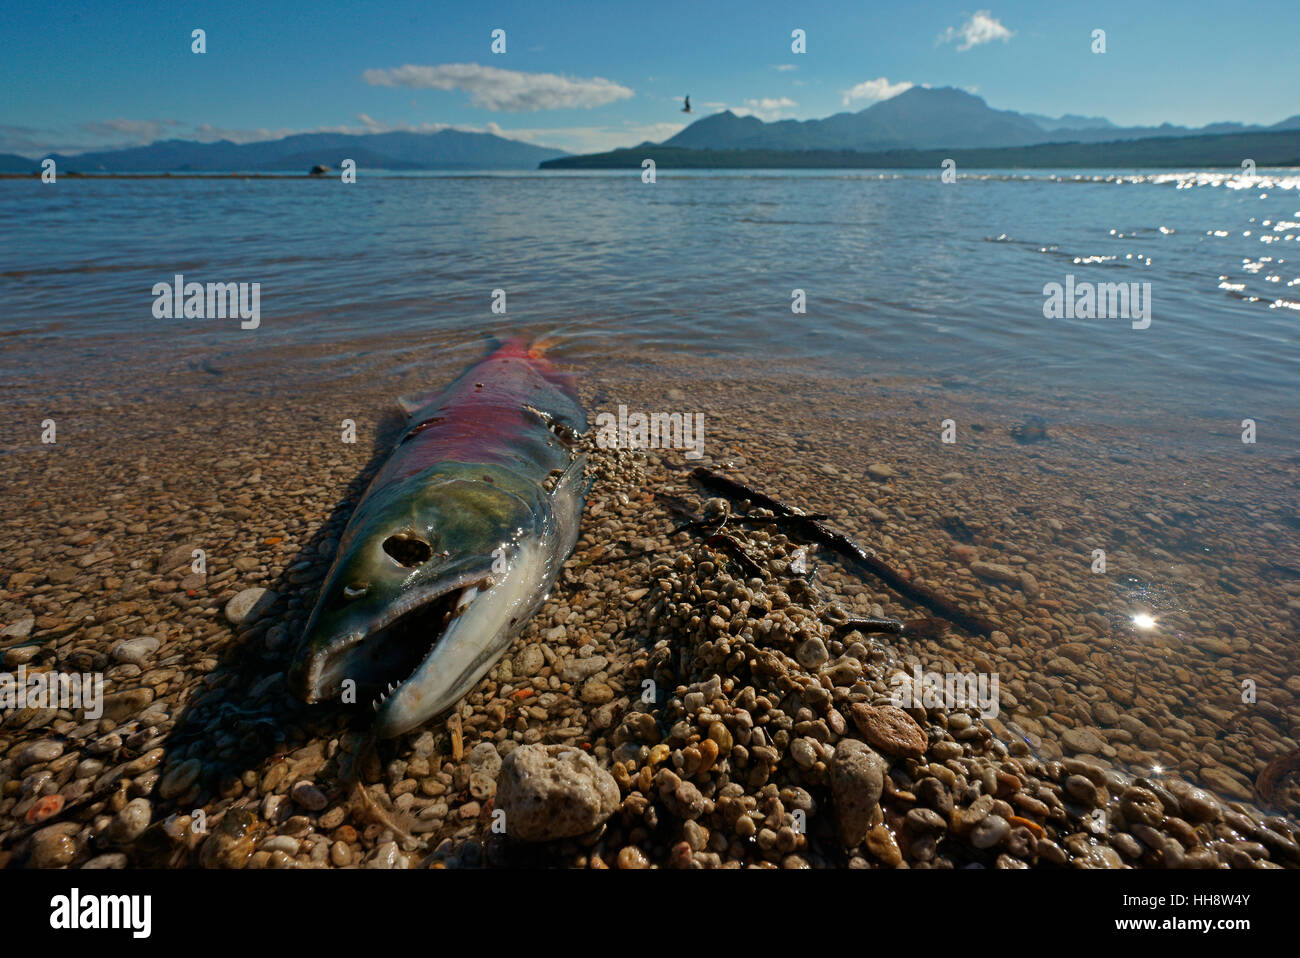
[1132,613,1157,630]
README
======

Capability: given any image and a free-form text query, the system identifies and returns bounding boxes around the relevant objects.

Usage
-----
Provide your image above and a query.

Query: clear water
[3,169,1297,424]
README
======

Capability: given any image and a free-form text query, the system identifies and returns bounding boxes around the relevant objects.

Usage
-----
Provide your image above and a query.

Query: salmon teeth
[455,586,478,614]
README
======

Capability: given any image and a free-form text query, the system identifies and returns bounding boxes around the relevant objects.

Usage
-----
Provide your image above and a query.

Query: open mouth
[338,579,485,712]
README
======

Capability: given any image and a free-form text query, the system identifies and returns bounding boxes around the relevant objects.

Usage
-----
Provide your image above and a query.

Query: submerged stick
[690,467,997,637]
[704,533,764,579]
[344,733,428,851]
[832,616,905,635]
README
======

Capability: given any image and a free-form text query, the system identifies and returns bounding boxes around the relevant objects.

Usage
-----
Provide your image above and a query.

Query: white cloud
[361,62,633,112]
[192,123,304,144]
[841,77,915,106]
[773,64,798,72]
[731,97,798,121]
[78,118,184,144]
[940,10,1014,51]
[485,121,684,153]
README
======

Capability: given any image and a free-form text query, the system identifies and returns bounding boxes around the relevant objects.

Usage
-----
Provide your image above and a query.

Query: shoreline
[2,344,1296,867]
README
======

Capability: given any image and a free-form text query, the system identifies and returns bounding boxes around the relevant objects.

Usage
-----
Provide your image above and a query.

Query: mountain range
[3,87,1298,174]
[655,87,1300,153]
[540,128,1300,171]
[0,129,568,173]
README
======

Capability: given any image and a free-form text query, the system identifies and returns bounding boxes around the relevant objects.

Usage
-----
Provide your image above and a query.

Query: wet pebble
[224,588,278,626]
[971,814,1011,849]
[111,637,160,666]
[108,798,152,844]
[290,781,327,811]
[830,739,885,847]
[850,703,926,760]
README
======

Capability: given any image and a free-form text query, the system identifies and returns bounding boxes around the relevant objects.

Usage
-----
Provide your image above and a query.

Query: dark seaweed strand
[689,467,998,637]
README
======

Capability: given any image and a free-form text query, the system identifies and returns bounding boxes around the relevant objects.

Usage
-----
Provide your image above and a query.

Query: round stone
[971,814,1011,849]
[224,588,278,626]
[850,704,927,759]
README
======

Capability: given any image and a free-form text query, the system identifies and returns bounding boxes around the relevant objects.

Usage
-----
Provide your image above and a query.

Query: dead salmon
[289,339,588,737]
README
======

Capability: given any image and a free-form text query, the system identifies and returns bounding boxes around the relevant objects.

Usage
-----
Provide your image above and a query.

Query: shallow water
[3,169,1298,409]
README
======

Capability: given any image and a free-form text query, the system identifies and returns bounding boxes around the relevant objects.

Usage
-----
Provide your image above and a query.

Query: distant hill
[10,129,567,173]
[0,153,38,172]
[656,87,1300,153]
[540,128,1300,170]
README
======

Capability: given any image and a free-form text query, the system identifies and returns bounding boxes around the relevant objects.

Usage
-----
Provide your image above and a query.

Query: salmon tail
[528,336,562,359]
[486,336,568,375]
[488,336,561,359]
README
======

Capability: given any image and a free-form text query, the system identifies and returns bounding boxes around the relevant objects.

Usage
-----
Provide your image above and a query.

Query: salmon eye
[343,583,369,600]
[383,534,433,567]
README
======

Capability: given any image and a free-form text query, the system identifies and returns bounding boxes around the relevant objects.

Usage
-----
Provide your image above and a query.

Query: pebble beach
[2,337,1297,870]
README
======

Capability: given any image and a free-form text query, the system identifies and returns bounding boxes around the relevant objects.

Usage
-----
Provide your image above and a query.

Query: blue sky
[2,0,1296,156]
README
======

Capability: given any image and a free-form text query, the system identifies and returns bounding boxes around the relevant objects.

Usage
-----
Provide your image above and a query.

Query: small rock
[1198,767,1252,801]
[850,704,927,759]
[790,737,817,769]
[365,841,409,869]
[160,758,202,799]
[562,655,607,683]
[830,739,886,847]
[1,618,34,640]
[496,744,619,841]
[865,824,902,866]
[906,807,947,834]
[514,645,545,677]
[111,637,160,666]
[468,742,502,777]
[580,679,614,704]
[1065,774,1099,806]
[290,781,327,811]
[1179,787,1221,822]
[108,798,152,844]
[795,638,829,669]
[30,824,80,867]
[100,688,154,723]
[156,543,198,574]
[971,814,1011,849]
[224,588,278,626]
[969,561,1023,585]
[1061,727,1106,755]
[198,809,262,869]
[617,845,650,869]
[330,841,351,866]
[20,739,64,766]
[1121,786,1165,827]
